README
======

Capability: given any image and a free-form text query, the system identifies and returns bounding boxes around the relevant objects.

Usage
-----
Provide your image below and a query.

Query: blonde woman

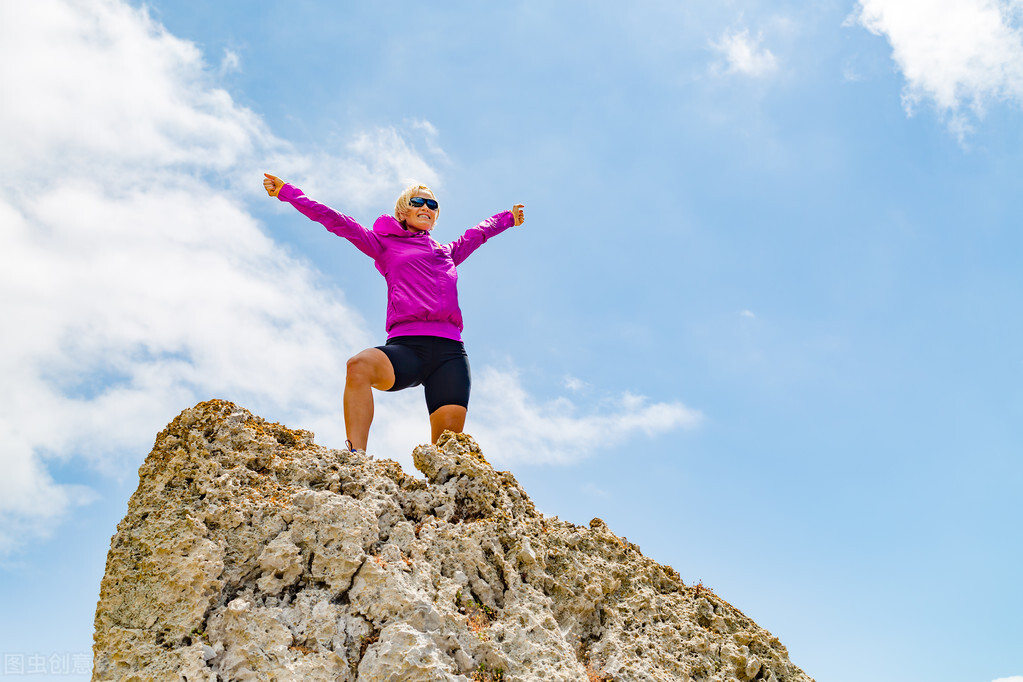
[263,173,525,453]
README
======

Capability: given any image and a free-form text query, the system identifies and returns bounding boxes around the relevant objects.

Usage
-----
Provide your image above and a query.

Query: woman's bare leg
[430,405,468,444]
[344,348,395,451]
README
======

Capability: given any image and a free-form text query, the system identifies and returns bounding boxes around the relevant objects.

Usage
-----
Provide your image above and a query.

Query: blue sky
[1,1,1021,681]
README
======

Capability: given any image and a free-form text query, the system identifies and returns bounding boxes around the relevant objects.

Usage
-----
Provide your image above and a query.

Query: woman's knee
[346,352,375,382]
[346,349,394,389]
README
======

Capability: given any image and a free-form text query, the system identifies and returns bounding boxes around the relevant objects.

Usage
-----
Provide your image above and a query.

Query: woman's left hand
[512,204,525,226]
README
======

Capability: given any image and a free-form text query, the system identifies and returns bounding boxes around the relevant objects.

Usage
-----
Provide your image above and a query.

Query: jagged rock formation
[92,400,813,682]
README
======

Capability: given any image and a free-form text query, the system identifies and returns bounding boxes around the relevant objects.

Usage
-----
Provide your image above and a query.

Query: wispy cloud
[0,0,701,554]
[219,48,241,76]
[712,28,778,77]
[852,0,1023,138]
[466,368,703,465]
[564,375,589,391]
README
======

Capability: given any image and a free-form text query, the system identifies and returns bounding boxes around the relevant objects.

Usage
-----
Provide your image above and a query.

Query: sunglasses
[409,196,439,210]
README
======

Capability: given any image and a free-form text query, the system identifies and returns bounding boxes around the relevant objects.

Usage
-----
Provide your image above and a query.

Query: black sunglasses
[409,196,439,210]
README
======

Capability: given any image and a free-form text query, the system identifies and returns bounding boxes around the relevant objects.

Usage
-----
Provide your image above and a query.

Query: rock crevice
[92,400,813,682]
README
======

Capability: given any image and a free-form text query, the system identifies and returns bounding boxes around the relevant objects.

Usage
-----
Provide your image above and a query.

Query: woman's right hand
[263,173,284,197]
[511,204,525,226]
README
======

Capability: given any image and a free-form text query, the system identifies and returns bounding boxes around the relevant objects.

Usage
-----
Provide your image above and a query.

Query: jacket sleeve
[448,211,516,266]
[277,183,384,260]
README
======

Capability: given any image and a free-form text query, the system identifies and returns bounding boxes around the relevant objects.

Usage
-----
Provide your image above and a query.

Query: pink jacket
[278,183,514,341]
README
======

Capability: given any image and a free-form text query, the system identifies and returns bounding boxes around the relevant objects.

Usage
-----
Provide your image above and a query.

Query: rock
[357,623,462,681]
[92,399,814,681]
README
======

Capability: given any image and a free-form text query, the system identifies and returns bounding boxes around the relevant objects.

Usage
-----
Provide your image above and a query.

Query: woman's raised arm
[262,172,383,260]
[448,205,523,266]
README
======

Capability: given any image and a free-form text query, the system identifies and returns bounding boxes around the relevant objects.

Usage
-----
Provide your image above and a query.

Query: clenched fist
[511,204,525,226]
[263,173,284,198]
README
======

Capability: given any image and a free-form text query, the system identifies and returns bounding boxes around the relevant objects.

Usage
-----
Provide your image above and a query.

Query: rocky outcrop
[92,400,813,681]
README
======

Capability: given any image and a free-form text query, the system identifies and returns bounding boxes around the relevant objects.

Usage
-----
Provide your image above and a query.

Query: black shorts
[377,336,471,414]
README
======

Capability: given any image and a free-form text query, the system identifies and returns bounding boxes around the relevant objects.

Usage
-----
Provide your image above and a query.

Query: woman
[263,172,525,453]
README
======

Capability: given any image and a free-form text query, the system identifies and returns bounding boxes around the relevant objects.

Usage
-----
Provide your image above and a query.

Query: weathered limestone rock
[93,399,814,681]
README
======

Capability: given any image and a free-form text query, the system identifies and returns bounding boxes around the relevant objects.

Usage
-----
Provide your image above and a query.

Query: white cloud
[0,0,405,553]
[991,677,1023,682]
[255,127,444,218]
[219,48,241,76]
[712,28,778,77]
[466,368,703,465]
[843,64,865,83]
[0,0,701,553]
[0,0,265,179]
[564,375,589,391]
[853,0,1023,135]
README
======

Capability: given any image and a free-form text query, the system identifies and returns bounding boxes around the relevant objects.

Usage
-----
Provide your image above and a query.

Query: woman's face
[404,189,438,233]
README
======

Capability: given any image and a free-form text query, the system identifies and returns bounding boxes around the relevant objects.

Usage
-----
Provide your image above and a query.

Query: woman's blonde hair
[394,183,438,224]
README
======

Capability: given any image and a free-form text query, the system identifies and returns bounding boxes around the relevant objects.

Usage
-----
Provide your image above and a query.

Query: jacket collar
[373,215,431,238]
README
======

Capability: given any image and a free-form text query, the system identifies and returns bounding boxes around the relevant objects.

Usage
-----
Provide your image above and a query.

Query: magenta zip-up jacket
[277,183,515,341]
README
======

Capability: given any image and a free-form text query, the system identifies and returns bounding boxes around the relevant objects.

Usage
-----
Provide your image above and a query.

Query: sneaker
[345,440,372,459]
